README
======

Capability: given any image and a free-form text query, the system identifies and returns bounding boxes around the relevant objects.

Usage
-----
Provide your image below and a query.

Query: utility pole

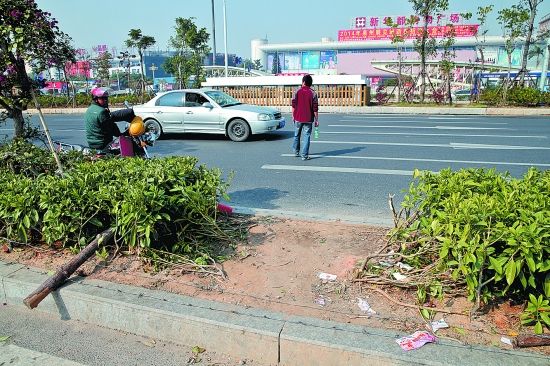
[211,0,217,66]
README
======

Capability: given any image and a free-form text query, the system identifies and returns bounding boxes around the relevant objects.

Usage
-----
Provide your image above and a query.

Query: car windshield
[204,90,242,107]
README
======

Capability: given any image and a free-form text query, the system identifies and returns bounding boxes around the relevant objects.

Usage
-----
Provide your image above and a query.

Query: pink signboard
[338,25,478,41]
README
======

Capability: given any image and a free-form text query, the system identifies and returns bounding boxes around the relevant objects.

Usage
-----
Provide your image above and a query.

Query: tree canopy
[0,0,75,137]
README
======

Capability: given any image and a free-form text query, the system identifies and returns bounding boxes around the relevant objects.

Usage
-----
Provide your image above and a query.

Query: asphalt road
[4,113,549,226]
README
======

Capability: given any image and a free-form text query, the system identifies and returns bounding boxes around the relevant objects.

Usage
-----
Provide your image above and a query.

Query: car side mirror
[202,102,213,109]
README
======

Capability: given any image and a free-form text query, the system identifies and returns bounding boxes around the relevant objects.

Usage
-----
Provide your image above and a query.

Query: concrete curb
[2,261,549,366]
[19,106,550,116]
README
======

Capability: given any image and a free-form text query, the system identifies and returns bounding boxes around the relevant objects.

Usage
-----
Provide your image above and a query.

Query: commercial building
[250,12,550,91]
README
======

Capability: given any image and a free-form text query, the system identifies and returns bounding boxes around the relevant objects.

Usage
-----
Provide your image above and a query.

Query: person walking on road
[292,74,319,161]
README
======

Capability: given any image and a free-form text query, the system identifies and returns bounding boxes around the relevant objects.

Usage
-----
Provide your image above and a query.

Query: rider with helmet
[85,87,135,151]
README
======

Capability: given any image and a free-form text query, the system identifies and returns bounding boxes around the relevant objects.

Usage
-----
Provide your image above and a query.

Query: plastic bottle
[314,126,319,139]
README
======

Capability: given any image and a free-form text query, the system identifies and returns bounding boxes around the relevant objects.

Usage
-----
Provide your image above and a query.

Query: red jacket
[292,86,318,123]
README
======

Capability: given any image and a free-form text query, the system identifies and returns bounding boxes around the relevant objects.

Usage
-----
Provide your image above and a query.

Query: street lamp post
[149,64,158,90]
[223,0,228,77]
[211,0,216,66]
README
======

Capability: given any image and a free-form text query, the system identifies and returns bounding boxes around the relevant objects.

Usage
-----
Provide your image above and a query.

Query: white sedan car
[133,89,286,141]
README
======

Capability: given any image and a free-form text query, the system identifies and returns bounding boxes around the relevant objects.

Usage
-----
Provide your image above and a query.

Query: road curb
[2,261,549,366]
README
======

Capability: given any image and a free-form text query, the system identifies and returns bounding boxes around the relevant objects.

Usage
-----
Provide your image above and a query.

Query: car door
[153,91,185,132]
[181,92,222,133]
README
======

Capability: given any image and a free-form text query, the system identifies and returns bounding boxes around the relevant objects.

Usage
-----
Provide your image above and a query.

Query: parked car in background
[133,89,285,141]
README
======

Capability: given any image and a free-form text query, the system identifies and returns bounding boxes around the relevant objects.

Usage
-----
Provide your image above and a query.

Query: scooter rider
[85,87,135,151]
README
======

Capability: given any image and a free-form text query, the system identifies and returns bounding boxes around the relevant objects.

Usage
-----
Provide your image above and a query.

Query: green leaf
[534,321,543,334]
[526,256,536,272]
[0,336,10,342]
[505,261,517,285]
[488,257,503,275]
[544,273,550,298]
[540,312,550,327]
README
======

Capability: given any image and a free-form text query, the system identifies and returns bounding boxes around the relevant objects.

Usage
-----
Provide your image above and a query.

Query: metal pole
[539,40,549,91]
[223,0,228,77]
[211,0,217,66]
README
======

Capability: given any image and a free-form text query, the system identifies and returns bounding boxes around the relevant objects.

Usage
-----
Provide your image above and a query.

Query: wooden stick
[364,285,469,316]
[23,228,114,309]
[516,334,550,348]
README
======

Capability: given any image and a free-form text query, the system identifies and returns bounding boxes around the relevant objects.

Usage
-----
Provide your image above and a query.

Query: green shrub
[371,168,550,332]
[480,87,501,105]
[0,142,240,265]
[508,87,542,106]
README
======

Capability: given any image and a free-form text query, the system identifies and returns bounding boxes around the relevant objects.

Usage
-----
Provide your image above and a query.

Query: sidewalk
[2,260,549,366]
[20,106,550,116]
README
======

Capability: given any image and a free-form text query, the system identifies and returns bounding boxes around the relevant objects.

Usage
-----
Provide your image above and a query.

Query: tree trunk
[23,228,114,309]
[518,2,537,85]
[13,108,25,139]
[477,48,485,103]
[420,19,429,103]
[503,56,512,104]
[397,49,402,103]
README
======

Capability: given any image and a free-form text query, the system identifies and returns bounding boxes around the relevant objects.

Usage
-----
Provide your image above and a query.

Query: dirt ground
[1,216,548,357]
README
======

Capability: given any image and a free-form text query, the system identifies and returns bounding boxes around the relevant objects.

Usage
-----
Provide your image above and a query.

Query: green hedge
[480,87,549,107]
[33,94,147,108]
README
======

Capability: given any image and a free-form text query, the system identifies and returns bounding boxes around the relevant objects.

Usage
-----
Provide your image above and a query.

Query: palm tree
[528,45,544,68]
[125,29,156,100]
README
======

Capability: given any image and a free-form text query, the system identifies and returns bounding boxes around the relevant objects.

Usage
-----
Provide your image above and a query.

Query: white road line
[331,124,511,130]
[339,120,507,125]
[262,164,415,176]
[322,131,544,139]
[280,154,550,167]
[449,142,550,150]
[313,140,550,150]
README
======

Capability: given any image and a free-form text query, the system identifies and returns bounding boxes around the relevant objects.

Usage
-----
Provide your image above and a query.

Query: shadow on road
[228,187,287,210]
[159,131,291,143]
[315,146,366,156]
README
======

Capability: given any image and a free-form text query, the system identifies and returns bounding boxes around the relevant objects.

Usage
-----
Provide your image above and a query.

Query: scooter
[54,103,157,158]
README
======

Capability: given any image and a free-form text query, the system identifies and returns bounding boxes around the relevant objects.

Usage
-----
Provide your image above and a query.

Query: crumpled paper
[396,331,437,351]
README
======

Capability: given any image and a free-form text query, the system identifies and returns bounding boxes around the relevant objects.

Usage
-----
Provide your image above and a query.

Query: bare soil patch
[1,216,548,356]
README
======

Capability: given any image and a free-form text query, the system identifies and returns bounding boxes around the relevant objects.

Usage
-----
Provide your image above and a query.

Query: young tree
[0,0,75,138]
[516,0,545,84]
[408,0,449,103]
[439,25,457,105]
[95,51,113,86]
[125,29,156,98]
[384,17,406,103]
[472,6,494,102]
[166,17,210,89]
[498,6,529,102]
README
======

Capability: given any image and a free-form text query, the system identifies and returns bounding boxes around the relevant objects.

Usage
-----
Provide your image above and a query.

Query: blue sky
[35,0,549,58]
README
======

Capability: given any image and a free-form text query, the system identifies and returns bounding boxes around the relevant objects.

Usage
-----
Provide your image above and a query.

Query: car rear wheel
[144,119,162,139]
[227,119,250,142]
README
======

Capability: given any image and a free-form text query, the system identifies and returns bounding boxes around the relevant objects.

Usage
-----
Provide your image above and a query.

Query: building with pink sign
[250,13,549,90]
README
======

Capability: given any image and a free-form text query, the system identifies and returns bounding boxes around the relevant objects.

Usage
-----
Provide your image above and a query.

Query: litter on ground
[396,331,437,351]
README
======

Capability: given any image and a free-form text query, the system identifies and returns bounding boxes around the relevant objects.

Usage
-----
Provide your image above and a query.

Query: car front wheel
[144,119,162,139]
[227,118,250,142]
